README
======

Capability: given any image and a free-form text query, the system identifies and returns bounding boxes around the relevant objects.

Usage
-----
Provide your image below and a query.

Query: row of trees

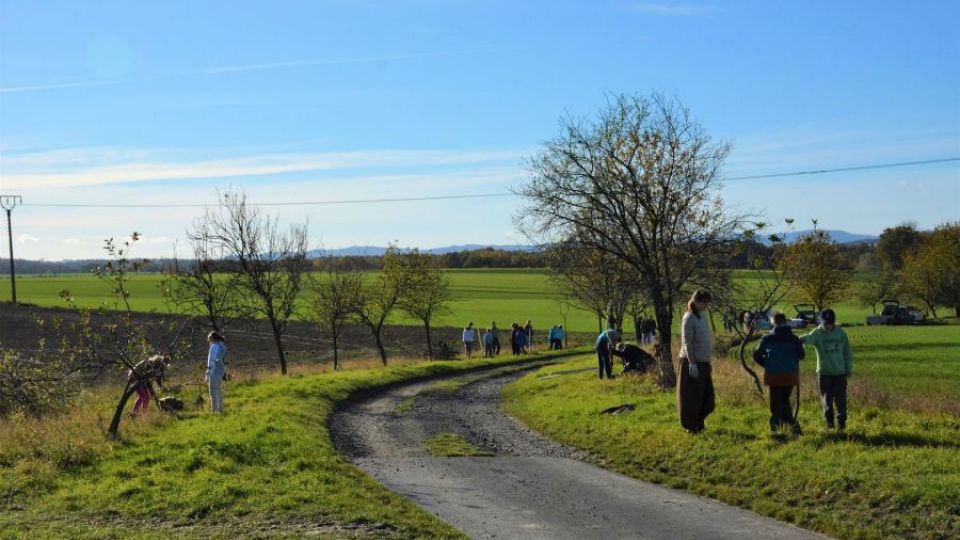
[162,191,453,374]
[857,222,960,317]
[516,91,959,389]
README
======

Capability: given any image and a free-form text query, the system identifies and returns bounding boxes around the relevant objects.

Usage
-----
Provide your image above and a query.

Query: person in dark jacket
[612,342,655,374]
[753,312,805,434]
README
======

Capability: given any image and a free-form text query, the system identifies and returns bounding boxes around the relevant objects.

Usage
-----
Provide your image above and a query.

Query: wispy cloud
[0,146,527,189]
[60,238,86,246]
[17,234,39,244]
[1,49,495,94]
[0,79,120,94]
[200,51,478,75]
[622,2,713,16]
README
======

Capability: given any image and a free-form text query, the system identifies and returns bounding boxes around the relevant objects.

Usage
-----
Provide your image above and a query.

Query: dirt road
[330,362,828,539]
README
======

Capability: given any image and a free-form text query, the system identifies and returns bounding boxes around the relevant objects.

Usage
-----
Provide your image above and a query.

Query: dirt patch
[0,303,479,375]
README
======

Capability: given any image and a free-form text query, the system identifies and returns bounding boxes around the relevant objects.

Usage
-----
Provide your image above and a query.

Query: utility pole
[1,195,22,304]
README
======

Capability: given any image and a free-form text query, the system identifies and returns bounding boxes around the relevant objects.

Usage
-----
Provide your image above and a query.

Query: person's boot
[825,414,835,429]
[837,416,846,432]
[791,422,803,436]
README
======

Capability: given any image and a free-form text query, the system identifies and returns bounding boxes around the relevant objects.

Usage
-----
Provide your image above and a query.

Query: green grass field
[502,324,960,539]
[0,269,921,334]
[0,347,587,539]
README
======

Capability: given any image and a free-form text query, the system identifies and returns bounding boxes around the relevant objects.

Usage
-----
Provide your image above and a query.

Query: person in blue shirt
[595,328,618,379]
[753,312,805,435]
[205,331,228,413]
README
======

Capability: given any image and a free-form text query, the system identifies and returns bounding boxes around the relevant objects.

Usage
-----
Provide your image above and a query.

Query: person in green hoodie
[800,309,853,431]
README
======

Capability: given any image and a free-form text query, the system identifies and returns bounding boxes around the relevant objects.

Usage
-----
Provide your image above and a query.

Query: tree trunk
[424,319,434,360]
[331,331,339,371]
[654,306,676,388]
[108,383,140,438]
[738,327,764,397]
[270,320,288,374]
[955,305,959,318]
[633,315,642,343]
[374,326,388,365]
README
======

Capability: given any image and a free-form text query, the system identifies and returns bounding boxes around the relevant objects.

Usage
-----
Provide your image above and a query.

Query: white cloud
[17,234,39,244]
[200,51,476,75]
[0,79,120,94]
[60,238,86,246]
[0,147,527,189]
[623,2,713,16]
[142,235,176,245]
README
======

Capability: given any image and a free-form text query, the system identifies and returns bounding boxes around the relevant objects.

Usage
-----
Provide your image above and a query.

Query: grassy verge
[502,327,960,540]
[423,434,493,457]
[0,347,588,539]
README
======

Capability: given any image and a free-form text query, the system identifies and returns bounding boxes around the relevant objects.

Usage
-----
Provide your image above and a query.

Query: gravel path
[330,362,829,540]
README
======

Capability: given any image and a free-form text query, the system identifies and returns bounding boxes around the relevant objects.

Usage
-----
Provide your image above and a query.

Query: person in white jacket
[462,322,478,358]
[205,331,228,413]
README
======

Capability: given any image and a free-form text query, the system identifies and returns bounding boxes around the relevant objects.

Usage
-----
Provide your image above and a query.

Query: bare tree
[711,222,795,397]
[779,224,852,313]
[309,267,363,370]
[0,346,73,417]
[399,248,451,360]
[201,190,309,374]
[56,234,190,437]
[518,93,743,387]
[547,241,637,333]
[357,245,411,365]
[162,222,243,333]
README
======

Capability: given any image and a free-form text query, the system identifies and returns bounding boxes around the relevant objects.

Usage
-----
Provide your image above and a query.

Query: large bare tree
[201,190,309,375]
[517,93,743,387]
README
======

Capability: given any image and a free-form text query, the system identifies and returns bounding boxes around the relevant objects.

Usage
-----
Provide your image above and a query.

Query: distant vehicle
[789,304,819,329]
[866,300,925,326]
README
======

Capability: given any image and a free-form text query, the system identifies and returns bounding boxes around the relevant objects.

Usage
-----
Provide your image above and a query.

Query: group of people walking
[462,320,561,358]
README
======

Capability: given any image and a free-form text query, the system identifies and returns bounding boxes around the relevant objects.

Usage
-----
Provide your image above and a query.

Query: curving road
[330,362,828,540]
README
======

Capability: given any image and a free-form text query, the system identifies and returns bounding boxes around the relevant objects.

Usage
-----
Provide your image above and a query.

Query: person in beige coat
[677,289,715,433]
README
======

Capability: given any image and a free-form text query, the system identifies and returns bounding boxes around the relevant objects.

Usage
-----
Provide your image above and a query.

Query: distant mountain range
[307,244,537,257]
[770,229,879,245]
[310,231,878,257]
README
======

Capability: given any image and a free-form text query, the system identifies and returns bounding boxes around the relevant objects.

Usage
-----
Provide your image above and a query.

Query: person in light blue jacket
[205,331,228,413]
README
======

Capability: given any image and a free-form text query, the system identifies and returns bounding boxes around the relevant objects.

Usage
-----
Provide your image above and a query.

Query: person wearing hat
[753,312,805,435]
[800,309,853,431]
[595,328,619,379]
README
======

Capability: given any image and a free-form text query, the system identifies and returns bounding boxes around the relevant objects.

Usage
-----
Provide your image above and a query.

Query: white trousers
[209,379,224,413]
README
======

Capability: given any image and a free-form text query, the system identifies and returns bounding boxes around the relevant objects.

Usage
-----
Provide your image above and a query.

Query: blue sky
[1,0,958,259]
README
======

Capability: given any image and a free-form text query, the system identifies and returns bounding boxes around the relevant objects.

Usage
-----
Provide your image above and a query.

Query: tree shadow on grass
[822,431,960,449]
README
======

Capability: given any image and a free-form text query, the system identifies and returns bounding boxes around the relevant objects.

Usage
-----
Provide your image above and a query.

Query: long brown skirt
[677,357,715,433]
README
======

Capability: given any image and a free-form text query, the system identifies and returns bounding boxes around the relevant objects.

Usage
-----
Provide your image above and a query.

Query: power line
[22,192,515,209]
[16,156,959,209]
[724,157,960,181]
